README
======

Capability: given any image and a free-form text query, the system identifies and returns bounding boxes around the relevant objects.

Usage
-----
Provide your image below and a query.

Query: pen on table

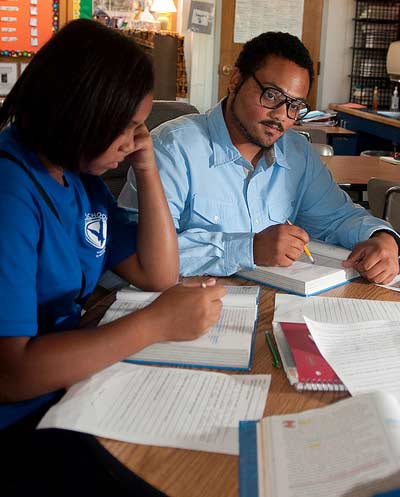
[265,331,281,368]
[286,219,315,264]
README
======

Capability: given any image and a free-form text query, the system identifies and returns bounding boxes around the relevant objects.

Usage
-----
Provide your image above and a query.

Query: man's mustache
[259,120,284,132]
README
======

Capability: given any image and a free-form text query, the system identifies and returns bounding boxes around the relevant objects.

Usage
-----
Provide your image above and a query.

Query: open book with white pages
[239,391,400,497]
[237,240,358,296]
[99,285,261,370]
[38,361,271,455]
[272,294,400,392]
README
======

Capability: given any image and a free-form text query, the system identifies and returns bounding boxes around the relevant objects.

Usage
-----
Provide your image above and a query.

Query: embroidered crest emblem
[85,212,107,255]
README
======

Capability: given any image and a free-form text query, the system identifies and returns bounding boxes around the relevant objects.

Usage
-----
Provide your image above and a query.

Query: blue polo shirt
[0,126,137,428]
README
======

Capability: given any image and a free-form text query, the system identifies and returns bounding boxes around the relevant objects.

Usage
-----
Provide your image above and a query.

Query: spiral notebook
[273,321,346,391]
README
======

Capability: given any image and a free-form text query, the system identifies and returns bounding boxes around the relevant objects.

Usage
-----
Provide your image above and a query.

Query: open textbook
[273,294,400,392]
[239,392,400,497]
[99,285,260,370]
[237,240,358,296]
[38,362,271,455]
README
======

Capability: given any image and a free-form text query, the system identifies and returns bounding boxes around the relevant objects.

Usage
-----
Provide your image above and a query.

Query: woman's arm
[0,283,225,403]
[113,124,178,291]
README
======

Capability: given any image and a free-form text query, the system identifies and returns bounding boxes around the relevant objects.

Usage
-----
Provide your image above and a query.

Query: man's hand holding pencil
[253,220,312,267]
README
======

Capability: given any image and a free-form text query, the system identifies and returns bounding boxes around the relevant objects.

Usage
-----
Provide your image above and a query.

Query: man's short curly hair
[235,31,314,89]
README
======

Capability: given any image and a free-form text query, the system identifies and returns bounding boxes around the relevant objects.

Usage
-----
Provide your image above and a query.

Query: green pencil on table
[265,331,281,368]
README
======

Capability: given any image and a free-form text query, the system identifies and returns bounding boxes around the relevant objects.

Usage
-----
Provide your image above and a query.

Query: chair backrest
[146,100,199,130]
[102,100,199,198]
[295,130,311,142]
[367,177,400,231]
[295,130,333,156]
[311,143,334,156]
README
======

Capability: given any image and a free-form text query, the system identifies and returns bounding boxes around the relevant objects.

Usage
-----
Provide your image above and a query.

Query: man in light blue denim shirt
[119,32,399,284]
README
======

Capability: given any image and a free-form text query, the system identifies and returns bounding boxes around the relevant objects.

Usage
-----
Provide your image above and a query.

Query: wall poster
[72,0,92,19]
[0,61,17,95]
[234,0,304,44]
[0,0,59,58]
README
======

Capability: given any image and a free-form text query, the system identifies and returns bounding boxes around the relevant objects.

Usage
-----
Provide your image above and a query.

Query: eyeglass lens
[261,88,308,119]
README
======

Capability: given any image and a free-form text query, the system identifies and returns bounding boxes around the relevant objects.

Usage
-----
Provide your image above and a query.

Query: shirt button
[214,215,219,221]
[255,219,259,224]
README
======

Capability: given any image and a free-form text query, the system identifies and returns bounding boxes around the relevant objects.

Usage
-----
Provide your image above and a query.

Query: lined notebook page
[274,294,400,324]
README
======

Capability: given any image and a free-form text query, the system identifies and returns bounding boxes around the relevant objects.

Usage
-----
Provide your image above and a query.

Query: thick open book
[237,240,358,296]
[38,362,271,455]
[99,285,260,370]
[239,392,400,497]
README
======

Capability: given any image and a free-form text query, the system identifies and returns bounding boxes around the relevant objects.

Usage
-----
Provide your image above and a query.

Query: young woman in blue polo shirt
[0,18,224,496]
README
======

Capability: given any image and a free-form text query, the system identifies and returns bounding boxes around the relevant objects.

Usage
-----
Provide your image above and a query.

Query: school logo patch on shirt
[85,212,107,257]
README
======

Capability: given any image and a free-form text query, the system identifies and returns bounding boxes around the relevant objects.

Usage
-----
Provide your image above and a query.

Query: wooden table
[84,277,400,497]
[323,155,400,185]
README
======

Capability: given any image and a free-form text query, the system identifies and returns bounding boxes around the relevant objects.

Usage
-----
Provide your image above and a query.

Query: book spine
[123,358,251,371]
[239,421,260,497]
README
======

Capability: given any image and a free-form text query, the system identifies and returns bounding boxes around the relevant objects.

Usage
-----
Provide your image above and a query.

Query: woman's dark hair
[235,31,314,89]
[0,19,154,170]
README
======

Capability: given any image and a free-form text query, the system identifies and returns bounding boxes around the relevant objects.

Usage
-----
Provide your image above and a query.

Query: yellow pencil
[287,220,315,264]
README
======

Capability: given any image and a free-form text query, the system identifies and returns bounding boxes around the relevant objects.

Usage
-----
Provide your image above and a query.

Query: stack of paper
[273,293,400,398]
[298,110,337,126]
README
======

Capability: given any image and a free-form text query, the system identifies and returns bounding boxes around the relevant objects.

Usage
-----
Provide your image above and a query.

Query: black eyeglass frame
[251,73,309,120]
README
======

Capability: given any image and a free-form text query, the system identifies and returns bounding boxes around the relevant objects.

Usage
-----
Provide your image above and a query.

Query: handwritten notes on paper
[38,362,270,454]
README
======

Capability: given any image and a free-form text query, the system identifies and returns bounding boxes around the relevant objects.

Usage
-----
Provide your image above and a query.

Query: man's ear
[228,67,244,94]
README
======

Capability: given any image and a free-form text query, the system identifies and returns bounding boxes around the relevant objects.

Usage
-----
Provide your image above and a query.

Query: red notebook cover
[280,322,343,385]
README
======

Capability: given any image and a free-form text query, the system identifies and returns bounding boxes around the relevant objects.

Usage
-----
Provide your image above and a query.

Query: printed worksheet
[38,362,270,454]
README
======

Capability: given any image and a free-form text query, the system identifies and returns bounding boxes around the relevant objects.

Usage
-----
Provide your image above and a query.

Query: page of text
[38,362,270,455]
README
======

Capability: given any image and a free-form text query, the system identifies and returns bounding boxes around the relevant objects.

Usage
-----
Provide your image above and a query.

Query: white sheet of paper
[379,274,400,293]
[304,317,400,401]
[234,0,304,43]
[274,293,400,324]
[38,362,270,455]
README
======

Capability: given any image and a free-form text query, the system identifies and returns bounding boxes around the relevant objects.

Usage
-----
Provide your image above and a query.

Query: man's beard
[231,92,284,150]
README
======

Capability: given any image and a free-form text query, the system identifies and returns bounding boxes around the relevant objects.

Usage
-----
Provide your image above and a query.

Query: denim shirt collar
[206,99,290,170]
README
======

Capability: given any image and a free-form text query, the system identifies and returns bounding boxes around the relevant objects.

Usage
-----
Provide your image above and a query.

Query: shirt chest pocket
[268,200,294,225]
[192,194,235,227]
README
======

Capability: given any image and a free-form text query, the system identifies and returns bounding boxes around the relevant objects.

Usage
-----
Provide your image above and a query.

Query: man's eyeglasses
[252,74,309,120]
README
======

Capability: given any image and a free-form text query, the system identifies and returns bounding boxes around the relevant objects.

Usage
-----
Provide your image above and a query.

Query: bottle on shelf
[390,86,399,112]
[372,86,379,111]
